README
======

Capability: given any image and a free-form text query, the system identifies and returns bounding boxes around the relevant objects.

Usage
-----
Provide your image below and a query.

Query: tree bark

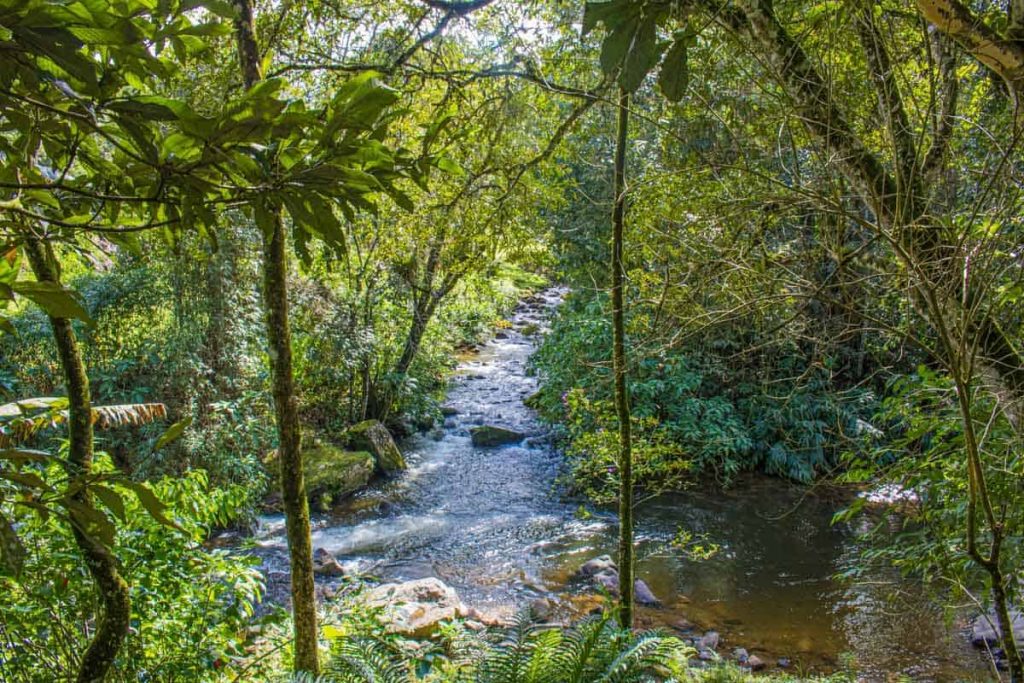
[611,89,634,630]
[232,0,319,674]
[23,236,131,683]
[914,0,1024,104]
[261,206,319,675]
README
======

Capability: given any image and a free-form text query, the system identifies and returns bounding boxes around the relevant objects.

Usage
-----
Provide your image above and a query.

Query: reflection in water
[257,289,987,681]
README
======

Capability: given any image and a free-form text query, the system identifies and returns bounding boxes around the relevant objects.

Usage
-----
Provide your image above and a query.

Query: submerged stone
[470,425,525,447]
[348,419,406,473]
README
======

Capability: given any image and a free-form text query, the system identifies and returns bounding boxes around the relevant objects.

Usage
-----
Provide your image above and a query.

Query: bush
[0,462,264,682]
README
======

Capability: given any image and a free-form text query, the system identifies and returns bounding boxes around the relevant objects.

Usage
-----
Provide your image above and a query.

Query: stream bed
[256,288,990,681]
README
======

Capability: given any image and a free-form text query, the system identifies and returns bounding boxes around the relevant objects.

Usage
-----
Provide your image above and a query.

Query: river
[256,288,991,681]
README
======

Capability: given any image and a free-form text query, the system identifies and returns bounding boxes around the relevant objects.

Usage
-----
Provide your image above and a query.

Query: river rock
[699,630,720,650]
[440,406,459,417]
[365,577,467,638]
[470,425,525,447]
[777,657,792,669]
[579,555,617,577]
[732,648,749,664]
[519,323,540,336]
[312,548,344,577]
[347,420,406,473]
[971,610,1024,647]
[747,655,766,671]
[593,569,620,594]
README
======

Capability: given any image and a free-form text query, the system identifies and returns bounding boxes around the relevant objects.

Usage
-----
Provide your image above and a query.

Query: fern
[320,608,690,683]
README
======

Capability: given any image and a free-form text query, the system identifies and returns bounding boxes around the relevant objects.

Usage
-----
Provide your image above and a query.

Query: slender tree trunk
[261,208,319,674]
[611,89,634,629]
[232,0,318,674]
[23,237,131,683]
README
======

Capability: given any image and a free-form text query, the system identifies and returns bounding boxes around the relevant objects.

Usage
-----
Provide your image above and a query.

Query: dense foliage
[1,0,1022,679]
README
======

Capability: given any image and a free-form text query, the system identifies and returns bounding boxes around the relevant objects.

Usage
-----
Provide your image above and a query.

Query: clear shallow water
[257,289,990,681]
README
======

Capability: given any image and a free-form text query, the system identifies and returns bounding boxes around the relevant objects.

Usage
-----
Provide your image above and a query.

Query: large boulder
[365,578,467,638]
[266,446,373,510]
[348,420,406,473]
[470,425,525,447]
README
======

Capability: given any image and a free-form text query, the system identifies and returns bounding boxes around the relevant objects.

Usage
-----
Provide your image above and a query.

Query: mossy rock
[470,425,525,447]
[519,323,540,336]
[266,447,373,511]
[347,419,406,473]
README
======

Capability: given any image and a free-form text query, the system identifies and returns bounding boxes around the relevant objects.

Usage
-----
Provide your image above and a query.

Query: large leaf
[11,281,92,323]
[124,481,180,530]
[620,16,663,93]
[658,38,689,102]
[154,416,192,451]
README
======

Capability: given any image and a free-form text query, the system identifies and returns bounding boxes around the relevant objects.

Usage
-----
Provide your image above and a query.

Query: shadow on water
[256,288,990,681]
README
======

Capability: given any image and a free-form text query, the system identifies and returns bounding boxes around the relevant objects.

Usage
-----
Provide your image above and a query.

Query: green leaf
[620,16,662,93]
[93,485,127,523]
[124,481,180,530]
[0,449,50,464]
[66,500,116,547]
[11,281,92,323]
[0,510,25,579]
[436,154,464,177]
[600,15,639,76]
[1,470,47,490]
[583,0,638,35]
[658,38,689,102]
[154,416,192,451]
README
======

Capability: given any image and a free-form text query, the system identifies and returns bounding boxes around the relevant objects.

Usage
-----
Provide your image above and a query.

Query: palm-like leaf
[0,398,168,446]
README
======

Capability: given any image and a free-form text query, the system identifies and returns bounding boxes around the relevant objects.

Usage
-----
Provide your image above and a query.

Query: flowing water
[257,288,991,682]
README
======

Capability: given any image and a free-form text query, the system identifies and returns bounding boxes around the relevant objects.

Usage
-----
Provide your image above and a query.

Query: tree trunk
[611,89,634,630]
[261,207,319,675]
[232,0,319,674]
[23,237,131,683]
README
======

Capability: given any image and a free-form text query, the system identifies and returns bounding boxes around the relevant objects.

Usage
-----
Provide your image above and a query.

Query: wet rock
[429,428,445,441]
[470,425,525,447]
[593,569,620,594]
[670,618,696,633]
[971,611,1024,648]
[578,555,617,577]
[747,655,766,671]
[732,648,749,664]
[529,597,555,622]
[440,406,459,417]
[519,323,540,336]
[347,420,406,473]
[699,630,720,651]
[266,447,373,510]
[312,548,344,577]
[495,332,509,340]
[365,577,467,638]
